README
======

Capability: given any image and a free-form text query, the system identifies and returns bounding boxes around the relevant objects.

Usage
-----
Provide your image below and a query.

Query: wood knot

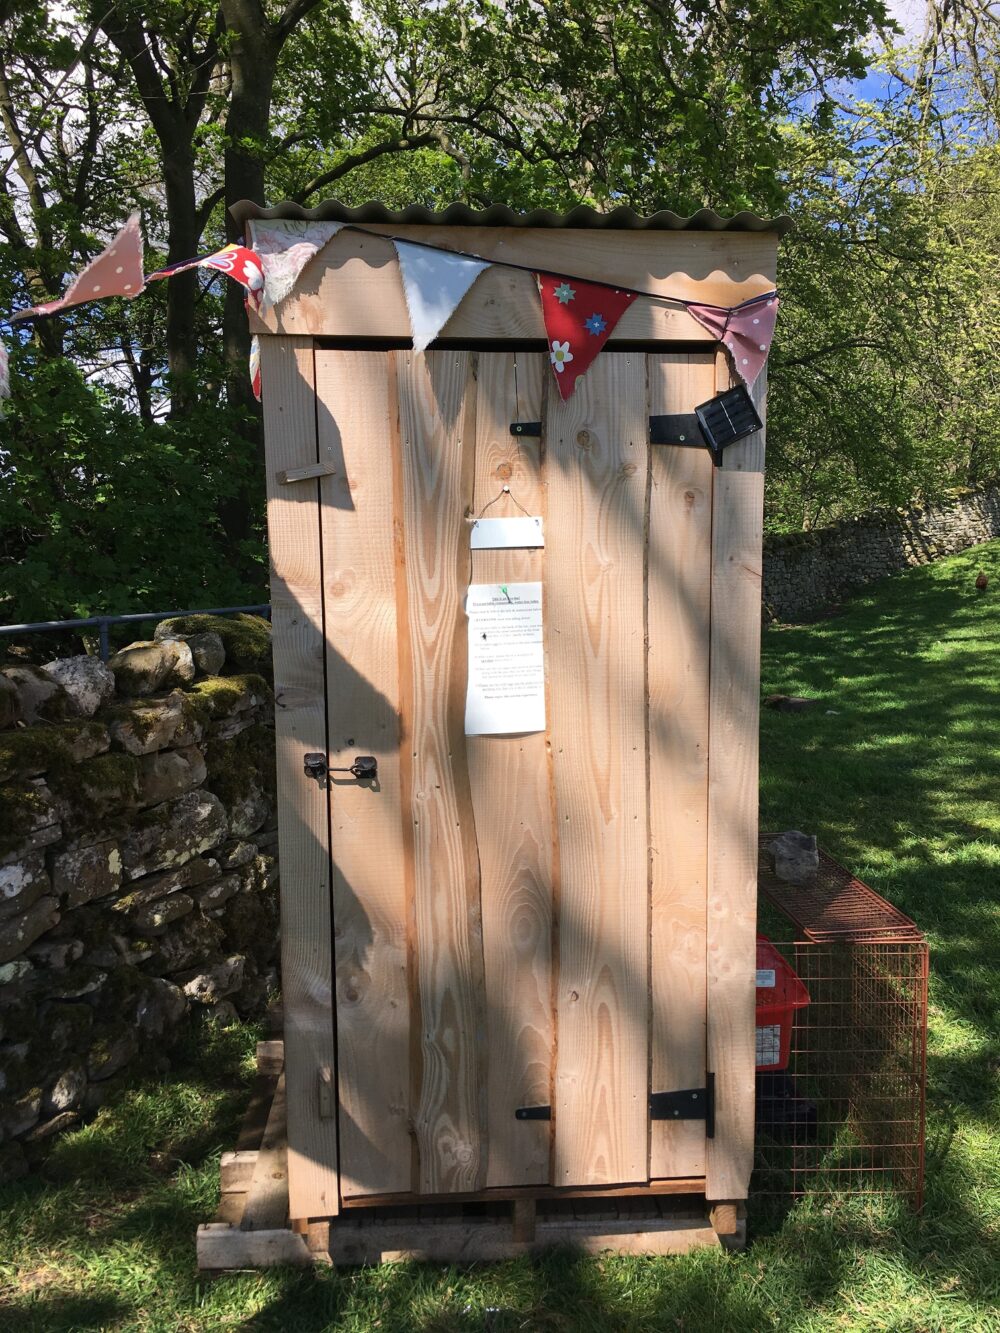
[621,462,637,476]
[575,430,592,449]
[497,461,513,480]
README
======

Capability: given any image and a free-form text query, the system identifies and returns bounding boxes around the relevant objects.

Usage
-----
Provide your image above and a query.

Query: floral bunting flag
[534,271,637,399]
[147,243,265,306]
[392,240,490,352]
[11,213,146,321]
[686,293,778,389]
[248,219,344,310]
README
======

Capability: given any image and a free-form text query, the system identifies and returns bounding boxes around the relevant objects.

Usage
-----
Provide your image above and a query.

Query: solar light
[694,384,763,466]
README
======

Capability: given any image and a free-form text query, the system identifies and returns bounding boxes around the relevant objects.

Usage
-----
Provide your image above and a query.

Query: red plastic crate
[755,935,810,1071]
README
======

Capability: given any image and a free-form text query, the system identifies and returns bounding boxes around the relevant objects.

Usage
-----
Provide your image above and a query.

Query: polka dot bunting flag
[11,213,146,321]
[686,293,779,390]
[534,271,638,400]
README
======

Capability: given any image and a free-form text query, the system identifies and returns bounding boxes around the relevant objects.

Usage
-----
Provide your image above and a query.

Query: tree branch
[292,133,439,203]
[276,0,324,42]
[0,53,52,249]
[772,337,891,370]
[195,183,227,234]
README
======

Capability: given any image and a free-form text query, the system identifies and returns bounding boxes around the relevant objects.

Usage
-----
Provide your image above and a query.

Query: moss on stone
[47,751,140,825]
[103,699,171,746]
[0,783,52,857]
[0,721,107,784]
[157,614,271,679]
[204,722,275,810]
[183,674,271,728]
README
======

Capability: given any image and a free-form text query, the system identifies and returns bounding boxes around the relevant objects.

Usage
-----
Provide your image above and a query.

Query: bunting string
[336,223,777,318]
[1,211,779,410]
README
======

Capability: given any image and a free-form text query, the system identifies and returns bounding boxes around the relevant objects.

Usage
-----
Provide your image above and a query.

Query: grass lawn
[2,543,999,1331]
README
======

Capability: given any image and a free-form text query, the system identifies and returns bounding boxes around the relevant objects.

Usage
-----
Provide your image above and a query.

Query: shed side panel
[395,350,489,1194]
[705,354,764,1201]
[467,352,555,1187]
[261,335,341,1218]
[548,353,651,1186]
[315,350,412,1197]
[647,352,715,1180]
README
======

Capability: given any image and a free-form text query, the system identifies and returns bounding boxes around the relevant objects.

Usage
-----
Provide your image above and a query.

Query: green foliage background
[2,1,999,620]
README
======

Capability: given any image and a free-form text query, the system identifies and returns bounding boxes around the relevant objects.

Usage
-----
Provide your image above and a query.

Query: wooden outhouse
[236,202,787,1257]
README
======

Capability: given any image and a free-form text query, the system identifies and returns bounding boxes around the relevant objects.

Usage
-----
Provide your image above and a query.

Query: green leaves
[3,0,997,615]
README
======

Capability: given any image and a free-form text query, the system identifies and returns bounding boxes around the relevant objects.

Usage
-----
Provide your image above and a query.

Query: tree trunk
[218,24,279,544]
[162,145,201,418]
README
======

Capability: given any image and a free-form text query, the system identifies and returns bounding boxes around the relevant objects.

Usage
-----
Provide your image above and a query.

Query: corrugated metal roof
[231,199,793,236]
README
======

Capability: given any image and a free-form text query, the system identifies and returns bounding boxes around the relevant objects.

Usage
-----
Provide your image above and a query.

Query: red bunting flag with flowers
[686,293,778,389]
[147,243,265,307]
[534,272,638,400]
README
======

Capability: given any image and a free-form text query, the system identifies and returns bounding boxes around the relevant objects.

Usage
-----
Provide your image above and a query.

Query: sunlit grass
[1,544,999,1330]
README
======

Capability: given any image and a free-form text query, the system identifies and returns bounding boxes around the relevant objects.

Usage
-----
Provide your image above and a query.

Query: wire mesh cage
[754,842,929,1210]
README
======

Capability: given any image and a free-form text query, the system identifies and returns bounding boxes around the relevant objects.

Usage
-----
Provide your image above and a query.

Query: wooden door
[315,346,716,1200]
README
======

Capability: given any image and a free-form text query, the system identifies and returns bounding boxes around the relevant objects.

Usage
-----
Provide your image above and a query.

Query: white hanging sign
[465,582,545,736]
[470,516,544,550]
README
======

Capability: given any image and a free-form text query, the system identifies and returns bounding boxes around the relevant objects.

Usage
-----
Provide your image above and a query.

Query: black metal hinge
[649,1072,715,1138]
[650,385,763,467]
[648,412,705,449]
[510,421,542,437]
[516,1072,714,1136]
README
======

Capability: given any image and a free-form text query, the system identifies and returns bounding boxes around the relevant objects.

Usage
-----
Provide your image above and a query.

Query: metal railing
[0,604,271,661]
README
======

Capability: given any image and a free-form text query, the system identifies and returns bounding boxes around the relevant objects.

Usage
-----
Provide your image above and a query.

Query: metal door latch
[303,753,378,785]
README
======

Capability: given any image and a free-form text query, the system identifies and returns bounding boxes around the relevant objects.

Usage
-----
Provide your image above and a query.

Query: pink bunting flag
[147,243,265,307]
[686,293,779,389]
[11,213,145,321]
[534,271,637,400]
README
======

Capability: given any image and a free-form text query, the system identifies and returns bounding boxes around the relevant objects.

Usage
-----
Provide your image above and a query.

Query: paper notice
[470,515,544,549]
[465,582,545,735]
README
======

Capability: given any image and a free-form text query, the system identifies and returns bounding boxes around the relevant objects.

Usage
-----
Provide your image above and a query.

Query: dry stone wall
[763,483,1000,621]
[0,614,278,1181]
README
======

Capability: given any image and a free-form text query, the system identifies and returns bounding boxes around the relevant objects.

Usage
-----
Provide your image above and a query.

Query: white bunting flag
[393,240,490,352]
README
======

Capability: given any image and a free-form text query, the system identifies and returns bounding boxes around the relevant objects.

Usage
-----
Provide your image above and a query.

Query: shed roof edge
[231,199,793,236]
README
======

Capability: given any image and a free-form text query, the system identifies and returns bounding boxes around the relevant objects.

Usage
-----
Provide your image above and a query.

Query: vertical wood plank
[261,335,340,1218]
[315,350,410,1197]
[647,353,715,1179]
[705,354,765,1202]
[466,353,554,1186]
[396,350,487,1194]
[547,354,650,1187]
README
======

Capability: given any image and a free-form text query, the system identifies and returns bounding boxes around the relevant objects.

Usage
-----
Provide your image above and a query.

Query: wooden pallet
[197,1041,744,1274]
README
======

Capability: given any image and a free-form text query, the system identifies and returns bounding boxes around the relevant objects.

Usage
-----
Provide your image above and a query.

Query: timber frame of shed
[214,201,789,1266]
